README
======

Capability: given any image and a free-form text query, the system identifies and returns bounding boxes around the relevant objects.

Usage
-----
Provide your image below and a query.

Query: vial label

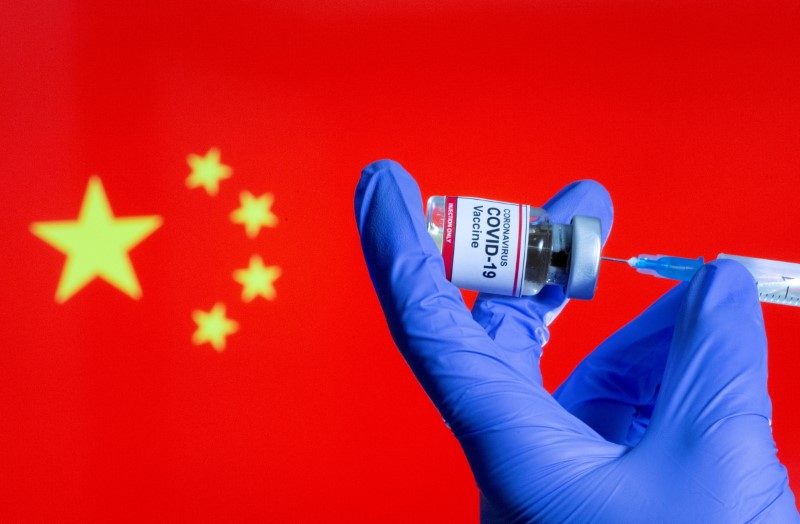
[442,197,529,297]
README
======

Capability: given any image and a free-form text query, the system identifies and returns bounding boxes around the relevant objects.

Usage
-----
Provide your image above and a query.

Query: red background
[2,0,799,521]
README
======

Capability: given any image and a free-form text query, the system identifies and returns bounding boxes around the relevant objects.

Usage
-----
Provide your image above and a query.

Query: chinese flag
[2,1,799,521]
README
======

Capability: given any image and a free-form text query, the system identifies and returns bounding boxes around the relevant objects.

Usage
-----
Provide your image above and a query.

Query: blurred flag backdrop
[2,0,799,521]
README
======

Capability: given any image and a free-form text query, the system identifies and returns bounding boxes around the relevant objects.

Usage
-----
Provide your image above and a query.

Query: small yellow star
[191,302,239,351]
[186,148,232,196]
[233,255,281,302]
[31,176,162,303]
[230,191,278,238]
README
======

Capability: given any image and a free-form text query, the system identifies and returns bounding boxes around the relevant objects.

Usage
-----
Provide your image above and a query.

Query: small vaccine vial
[426,196,602,299]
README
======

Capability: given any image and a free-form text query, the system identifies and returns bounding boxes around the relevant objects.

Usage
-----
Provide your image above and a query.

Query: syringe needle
[601,256,631,264]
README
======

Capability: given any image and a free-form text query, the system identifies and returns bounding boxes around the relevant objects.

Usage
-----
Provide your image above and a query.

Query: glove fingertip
[543,179,613,245]
[681,259,762,329]
[355,159,415,227]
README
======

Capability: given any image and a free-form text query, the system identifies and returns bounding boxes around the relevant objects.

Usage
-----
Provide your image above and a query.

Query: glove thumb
[641,260,797,519]
[648,259,771,438]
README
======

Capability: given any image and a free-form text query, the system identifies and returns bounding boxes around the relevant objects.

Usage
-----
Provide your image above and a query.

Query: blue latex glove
[355,159,799,523]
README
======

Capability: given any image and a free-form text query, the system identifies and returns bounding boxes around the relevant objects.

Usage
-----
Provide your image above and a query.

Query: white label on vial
[441,197,529,297]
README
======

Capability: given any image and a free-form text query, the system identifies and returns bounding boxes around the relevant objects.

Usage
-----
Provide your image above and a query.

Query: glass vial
[426,196,602,299]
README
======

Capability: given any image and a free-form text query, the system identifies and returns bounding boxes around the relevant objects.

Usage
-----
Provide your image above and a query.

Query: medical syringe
[602,254,800,307]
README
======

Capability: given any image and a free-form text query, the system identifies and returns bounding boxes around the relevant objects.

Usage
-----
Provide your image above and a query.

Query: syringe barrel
[718,254,800,307]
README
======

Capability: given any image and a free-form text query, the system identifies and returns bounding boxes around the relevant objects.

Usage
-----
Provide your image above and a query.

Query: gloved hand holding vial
[355,159,800,522]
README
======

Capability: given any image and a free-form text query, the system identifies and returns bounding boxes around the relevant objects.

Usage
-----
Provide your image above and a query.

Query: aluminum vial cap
[565,215,602,300]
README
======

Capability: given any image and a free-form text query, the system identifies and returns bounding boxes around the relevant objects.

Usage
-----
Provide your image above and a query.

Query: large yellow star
[186,148,232,196]
[233,255,281,302]
[191,302,239,351]
[30,176,163,303]
[230,191,278,238]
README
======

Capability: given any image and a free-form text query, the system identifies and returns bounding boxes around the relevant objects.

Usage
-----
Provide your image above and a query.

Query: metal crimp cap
[565,215,602,300]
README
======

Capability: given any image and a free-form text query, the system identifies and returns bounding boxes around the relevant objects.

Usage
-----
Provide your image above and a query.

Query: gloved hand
[355,159,799,523]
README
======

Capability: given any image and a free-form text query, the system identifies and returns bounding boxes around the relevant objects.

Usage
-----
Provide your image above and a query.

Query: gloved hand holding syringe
[357,160,800,522]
